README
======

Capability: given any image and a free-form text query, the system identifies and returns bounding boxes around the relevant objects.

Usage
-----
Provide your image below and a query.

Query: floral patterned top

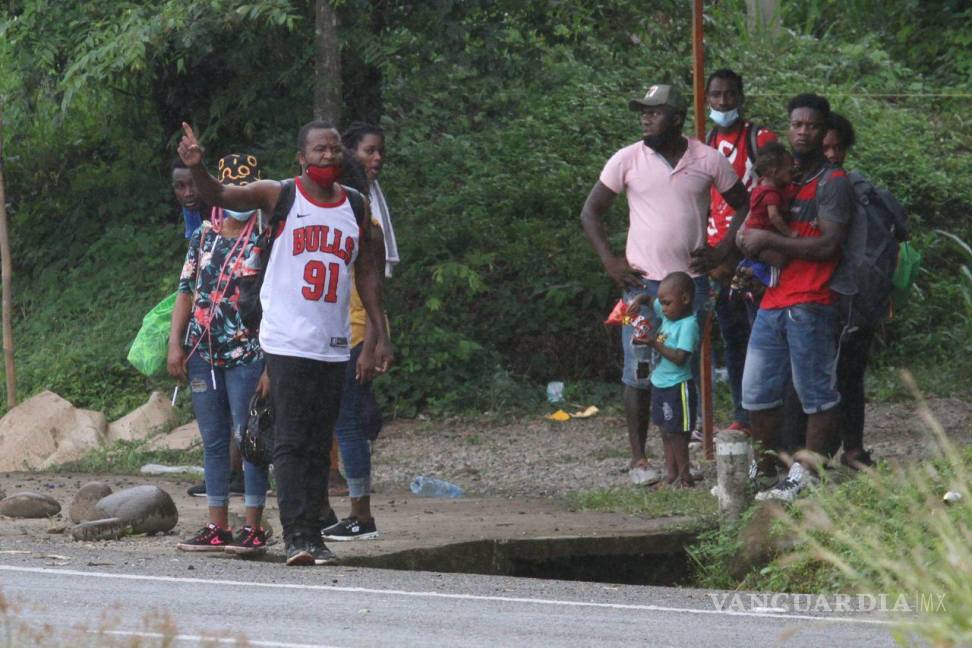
[178,221,264,368]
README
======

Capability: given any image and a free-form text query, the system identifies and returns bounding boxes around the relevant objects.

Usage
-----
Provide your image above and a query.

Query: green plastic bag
[892,241,921,309]
[127,292,178,377]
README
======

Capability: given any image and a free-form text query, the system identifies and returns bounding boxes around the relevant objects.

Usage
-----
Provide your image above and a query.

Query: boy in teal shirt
[631,272,700,487]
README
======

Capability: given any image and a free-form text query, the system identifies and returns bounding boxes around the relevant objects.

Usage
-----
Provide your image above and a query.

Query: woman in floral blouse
[167,153,270,556]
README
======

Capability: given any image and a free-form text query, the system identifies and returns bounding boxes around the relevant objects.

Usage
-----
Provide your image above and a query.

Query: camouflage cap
[628,84,688,113]
[217,153,263,186]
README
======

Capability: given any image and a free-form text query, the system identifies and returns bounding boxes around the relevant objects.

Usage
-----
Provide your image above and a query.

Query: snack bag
[631,314,654,344]
[604,299,630,326]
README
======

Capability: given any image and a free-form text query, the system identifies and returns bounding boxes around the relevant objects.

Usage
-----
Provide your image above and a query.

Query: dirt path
[370,397,972,497]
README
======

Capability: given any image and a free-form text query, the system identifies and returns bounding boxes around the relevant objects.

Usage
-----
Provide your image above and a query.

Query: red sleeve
[761,186,783,208]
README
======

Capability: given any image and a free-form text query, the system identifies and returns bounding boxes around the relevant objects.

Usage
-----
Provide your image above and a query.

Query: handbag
[240,392,275,467]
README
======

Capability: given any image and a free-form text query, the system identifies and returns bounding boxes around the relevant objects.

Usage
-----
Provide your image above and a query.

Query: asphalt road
[0,551,903,648]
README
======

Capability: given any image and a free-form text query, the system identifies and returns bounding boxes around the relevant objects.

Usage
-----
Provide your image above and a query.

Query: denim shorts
[741,304,840,414]
[621,275,712,389]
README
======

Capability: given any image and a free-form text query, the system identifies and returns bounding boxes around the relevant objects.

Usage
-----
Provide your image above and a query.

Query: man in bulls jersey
[704,69,778,436]
[736,94,854,503]
[178,121,393,566]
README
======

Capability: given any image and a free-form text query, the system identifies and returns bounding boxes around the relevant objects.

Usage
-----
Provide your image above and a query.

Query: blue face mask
[224,209,255,222]
[709,107,740,128]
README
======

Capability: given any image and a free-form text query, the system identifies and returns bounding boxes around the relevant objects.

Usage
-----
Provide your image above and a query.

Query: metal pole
[0,101,16,407]
[692,0,714,461]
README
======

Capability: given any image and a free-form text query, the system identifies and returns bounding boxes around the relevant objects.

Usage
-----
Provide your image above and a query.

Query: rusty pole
[692,0,714,460]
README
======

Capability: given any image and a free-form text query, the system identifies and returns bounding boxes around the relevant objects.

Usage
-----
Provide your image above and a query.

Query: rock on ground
[70,517,128,542]
[0,391,106,471]
[0,492,61,518]
[93,485,178,535]
[106,391,179,443]
[69,481,114,524]
[147,420,200,451]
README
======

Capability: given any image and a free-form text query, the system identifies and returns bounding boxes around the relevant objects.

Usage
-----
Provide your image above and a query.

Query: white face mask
[224,209,255,222]
[709,107,740,128]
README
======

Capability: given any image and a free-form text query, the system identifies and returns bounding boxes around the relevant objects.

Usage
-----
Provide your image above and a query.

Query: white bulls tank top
[259,178,360,362]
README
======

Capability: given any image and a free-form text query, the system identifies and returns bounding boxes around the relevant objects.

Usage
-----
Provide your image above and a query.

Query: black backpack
[706,121,762,168]
[237,179,367,330]
[832,171,910,330]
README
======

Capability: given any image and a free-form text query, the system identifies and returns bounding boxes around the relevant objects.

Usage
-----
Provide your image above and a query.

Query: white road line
[97,630,340,648]
[0,564,893,626]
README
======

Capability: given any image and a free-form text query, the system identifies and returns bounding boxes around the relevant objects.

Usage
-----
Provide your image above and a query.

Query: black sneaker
[176,523,232,552]
[319,508,338,532]
[229,471,245,496]
[187,482,206,497]
[322,517,379,542]
[285,535,314,566]
[225,526,269,556]
[308,538,339,566]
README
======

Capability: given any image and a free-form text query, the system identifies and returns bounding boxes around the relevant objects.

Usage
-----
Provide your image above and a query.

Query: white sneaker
[629,466,661,486]
[754,462,818,503]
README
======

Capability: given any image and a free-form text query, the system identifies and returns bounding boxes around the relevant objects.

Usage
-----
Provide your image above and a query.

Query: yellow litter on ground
[572,405,599,418]
[545,410,571,422]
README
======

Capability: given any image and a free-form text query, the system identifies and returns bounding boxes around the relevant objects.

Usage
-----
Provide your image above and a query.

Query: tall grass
[777,370,972,644]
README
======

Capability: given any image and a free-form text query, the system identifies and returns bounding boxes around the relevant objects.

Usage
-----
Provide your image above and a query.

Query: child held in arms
[733,142,795,291]
[629,272,700,487]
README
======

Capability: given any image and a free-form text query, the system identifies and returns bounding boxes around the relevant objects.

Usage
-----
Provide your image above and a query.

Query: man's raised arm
[177,122,281,213]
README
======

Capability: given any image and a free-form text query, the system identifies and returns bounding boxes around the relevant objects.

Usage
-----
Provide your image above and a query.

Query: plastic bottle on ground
[546,381,565,403]
[410,476,464,498]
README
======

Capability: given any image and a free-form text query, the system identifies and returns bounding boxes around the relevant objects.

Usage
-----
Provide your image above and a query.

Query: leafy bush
[0,0,970,416]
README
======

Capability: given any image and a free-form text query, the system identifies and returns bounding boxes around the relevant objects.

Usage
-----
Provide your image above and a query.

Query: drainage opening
[344,527,703,586]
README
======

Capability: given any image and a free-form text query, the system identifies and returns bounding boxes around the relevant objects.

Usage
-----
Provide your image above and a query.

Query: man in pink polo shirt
[581,83,749,484]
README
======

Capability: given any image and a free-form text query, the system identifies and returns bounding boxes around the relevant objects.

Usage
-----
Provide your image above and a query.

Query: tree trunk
[0,103,16,407]
[314,0,342,124]
[745,0,781,35]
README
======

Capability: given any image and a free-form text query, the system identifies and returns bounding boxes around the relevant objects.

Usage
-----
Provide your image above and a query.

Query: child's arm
[650,338,690,366]
[767,205,795,237]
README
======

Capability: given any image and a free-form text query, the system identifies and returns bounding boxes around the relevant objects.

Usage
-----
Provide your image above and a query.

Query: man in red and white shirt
[704,69,778,435]
[178,121,392,566]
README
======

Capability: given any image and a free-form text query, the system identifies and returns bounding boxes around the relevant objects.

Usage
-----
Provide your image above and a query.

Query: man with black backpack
[177,120,393,566]
[825,112,909,469]
[736,94,854,503]
[702,69,779,437]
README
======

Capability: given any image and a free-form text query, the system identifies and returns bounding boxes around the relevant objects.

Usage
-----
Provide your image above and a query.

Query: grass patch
[566,485,717,519]
[54,439,202,475]
[689,373,972,644]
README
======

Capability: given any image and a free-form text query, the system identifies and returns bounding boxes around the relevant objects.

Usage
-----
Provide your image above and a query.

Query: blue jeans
[334,344,375,498]
[713,283,755,425]
[741,304,840,414]
[621,275,712,390]
[187,354,269,508]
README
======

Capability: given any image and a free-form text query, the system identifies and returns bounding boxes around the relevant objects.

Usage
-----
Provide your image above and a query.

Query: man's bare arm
[177,122,281,213]
[580,181,640,288]
[737,219,847,262]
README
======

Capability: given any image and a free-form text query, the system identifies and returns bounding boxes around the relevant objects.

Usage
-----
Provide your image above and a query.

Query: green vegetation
[566,485,717,519]
[690,375,972,644]
[55,439,202,475]
[0,0,970,418]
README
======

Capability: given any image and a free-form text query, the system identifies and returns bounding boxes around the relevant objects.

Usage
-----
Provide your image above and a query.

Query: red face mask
[305,164,343,188]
